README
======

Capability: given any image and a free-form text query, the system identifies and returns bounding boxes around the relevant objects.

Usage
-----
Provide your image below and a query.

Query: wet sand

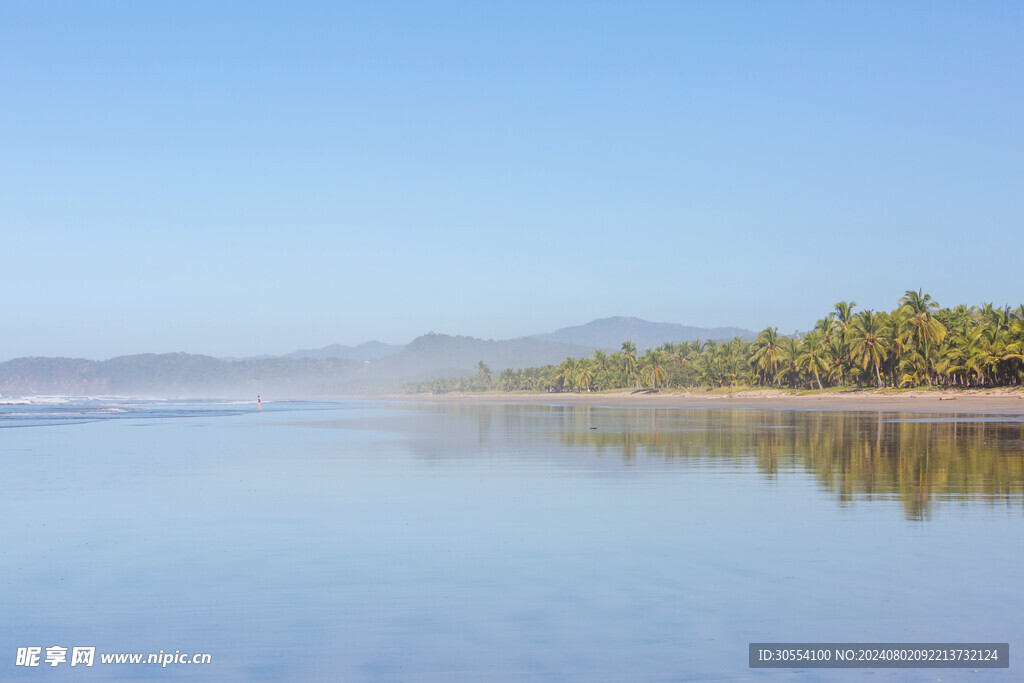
[394,389,1024,414]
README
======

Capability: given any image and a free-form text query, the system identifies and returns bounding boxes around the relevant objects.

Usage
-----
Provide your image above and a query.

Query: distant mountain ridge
[0,353,359,397]
[281,316,753,361]
[284,341,403,361]
[532,316,755,351]
[0,336,596,397]
[376,333,595,381]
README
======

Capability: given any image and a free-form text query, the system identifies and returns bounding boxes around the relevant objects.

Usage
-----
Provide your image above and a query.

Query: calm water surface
[1,398,1022,681]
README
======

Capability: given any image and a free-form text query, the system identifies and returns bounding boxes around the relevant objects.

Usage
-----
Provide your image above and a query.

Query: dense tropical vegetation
[411,291,1024,393]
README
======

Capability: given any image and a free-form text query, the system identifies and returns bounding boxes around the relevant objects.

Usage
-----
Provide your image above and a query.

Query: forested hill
[0,334,597,396]
[372,333,595,381]
[284,340,403,361]
[0,354,360,397]
[533,317,755,351]
[278,317,746,360]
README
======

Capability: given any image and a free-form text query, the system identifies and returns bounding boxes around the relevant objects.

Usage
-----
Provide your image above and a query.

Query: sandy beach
[394,388,1024,414]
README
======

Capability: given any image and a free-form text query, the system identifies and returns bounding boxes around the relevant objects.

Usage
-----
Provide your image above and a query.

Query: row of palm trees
[411,291,1024,393]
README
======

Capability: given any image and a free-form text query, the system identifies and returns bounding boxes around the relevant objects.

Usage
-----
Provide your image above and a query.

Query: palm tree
[967,323,1012,386]
[750,327,784,385]
[898,351,929,387]
[849,310,888,388]
[640,350,667,389]
[882,307,910,386]
[698,348,726,387]
[834,301,857,328]
[554,357,579,392]
[721,337,750,386]
[815,313,837,339]
[935,335,968,387]
[797,330,830,390]
[591,349,612,390]
[574,359,595,392]
[899,290,946,385]
[776,337,802,388]
[832,301,857,384]
[1005,311,1024,384]
[497,368,516,391]
[620,341,639,389]
[476,360,492,388]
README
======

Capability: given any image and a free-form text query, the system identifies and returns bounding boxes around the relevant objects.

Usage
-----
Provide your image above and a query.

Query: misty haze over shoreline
[0,317,754,397]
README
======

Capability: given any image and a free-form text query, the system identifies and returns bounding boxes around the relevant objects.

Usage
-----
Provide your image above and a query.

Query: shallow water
[1,399,1021,680]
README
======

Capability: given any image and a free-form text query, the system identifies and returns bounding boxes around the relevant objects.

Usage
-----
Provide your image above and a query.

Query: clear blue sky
[3,1,1021,360]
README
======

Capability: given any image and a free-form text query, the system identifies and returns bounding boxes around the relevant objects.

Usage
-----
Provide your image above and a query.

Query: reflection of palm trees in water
[404,404,1024,521]
[545,407,1023,521]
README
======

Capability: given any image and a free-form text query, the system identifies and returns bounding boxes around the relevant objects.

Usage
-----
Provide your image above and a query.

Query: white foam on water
[0,395,76,405]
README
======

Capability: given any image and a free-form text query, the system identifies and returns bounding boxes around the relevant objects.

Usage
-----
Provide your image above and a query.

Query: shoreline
[387,388,1024,414]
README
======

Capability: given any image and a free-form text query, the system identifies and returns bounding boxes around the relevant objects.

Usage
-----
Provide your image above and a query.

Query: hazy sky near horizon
[3,1,1022,360]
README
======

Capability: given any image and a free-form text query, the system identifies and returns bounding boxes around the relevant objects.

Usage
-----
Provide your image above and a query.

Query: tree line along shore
[411,291,1024,394]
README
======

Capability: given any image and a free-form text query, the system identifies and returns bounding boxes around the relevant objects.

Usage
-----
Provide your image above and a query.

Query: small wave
[0,395,77,405]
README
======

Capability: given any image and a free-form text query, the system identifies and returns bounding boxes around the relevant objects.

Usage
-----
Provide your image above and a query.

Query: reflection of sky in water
[1,401,1021,680]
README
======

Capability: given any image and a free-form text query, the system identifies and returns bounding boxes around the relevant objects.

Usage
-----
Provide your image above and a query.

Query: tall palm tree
[639,350,667,390]
[815,313,837,339]
[591,349,612,390]
[1006,312,1024,384]
[834,301,857,328]
[498,368,516,391]
[776,337,802,388]
[935,335,968,387]
[797,330,830,390]
[849,310,889,388]
[476,360,492,388]
[830,301,857,384]
[620,341,639,389]
[883,307,910,386]
[574,359,595,392]
[555,357,579,392]
[899,290,946,385]
[750,327,784,385]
